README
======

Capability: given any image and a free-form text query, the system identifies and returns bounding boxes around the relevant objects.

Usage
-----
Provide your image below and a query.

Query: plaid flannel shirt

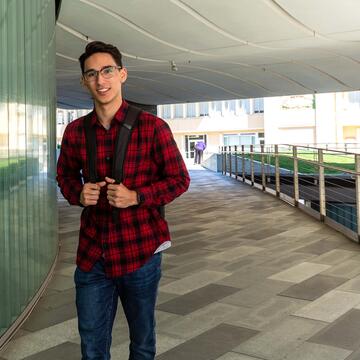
[57,101,190,277]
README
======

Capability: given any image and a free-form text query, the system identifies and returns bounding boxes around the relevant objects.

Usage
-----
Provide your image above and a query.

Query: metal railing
[298,142,360,153]
[219,144,360,242]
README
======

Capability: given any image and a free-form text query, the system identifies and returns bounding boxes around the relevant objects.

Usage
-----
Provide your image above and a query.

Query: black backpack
[83,105,164,221]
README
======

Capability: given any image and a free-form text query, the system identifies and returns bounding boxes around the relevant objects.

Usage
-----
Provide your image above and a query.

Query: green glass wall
[0,0,57,338]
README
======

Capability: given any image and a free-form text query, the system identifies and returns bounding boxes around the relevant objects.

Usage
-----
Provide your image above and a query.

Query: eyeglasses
[83,65,122,82]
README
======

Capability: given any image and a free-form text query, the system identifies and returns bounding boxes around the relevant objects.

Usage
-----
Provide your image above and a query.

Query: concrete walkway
[2,169,360,359]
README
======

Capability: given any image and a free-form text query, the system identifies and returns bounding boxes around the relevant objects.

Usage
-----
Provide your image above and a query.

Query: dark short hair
[78,41,123,73]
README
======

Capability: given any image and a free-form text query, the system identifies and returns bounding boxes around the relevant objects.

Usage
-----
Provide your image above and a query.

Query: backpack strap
[112,105,141,183]
[83,111,97,183]
[112,105,141,223]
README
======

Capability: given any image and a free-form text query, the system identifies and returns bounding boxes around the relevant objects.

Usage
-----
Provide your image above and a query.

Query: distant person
[57,41,190,360]
[194,140,206,164]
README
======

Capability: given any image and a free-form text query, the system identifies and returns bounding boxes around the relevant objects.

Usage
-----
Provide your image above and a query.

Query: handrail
[219,144,360,242]
[282,144,359,156]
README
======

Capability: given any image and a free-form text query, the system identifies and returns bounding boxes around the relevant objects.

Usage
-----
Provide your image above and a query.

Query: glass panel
[0,0,57,339]
[254,98,264,113]
[186,103,196,117]
[174,104,183,118]
[199,102,209,116]
[162,104,172,119]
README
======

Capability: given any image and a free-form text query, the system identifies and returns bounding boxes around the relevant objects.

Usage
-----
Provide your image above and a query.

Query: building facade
[157,99,265,160]
[158,91,360,162]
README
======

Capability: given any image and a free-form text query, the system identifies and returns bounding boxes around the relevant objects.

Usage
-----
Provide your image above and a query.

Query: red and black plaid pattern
[57,101,190,277]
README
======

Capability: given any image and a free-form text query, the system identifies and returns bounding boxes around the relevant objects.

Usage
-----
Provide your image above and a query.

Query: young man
[57,41,190,360]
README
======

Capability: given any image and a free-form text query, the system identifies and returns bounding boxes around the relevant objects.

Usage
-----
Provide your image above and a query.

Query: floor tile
[166,240,210,255]
[282,342,351,360]
[157,324,258,360]
[338,275,360,293]
[234,317,326,360]
[157,284,238,315]
[21,342,80,360]
[22,302,77,332]
[312,249,358,265]
[296,240,343,255]
[47,275,74,292]
[269,262,331,283]
[208,245,264,262]
[215,353,263,360]
[279,274,347,301]
[294,290,360,323]
[221,279,292,308]
[322,260,360,279]
[309,309,360,351]
[160,270,230,295]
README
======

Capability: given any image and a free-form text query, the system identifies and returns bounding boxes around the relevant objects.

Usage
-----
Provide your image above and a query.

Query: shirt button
[105,156,111,162]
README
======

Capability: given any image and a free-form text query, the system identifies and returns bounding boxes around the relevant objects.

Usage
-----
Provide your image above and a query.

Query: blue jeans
[74,253,162,360]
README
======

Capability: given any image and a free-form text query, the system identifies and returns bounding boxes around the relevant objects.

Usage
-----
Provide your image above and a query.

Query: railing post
[242,145,245,182]
[293,145,299,207]
[355,154,360,242]
[219,146,221,174]
[275,144,280,197]
[318,149,326,221]
[250,144,254,185]
[229,146,232,177]
[261,144,266,191]
[234,145,238,179]
[224,146,227,175]
[221,146,225,174]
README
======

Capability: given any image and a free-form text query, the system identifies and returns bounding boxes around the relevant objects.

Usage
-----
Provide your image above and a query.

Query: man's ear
[119,67,128,84]
[80,77,87,88]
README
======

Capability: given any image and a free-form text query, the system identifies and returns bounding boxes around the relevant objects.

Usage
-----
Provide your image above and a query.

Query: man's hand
[80,181,106,206]
[105,177,138,208]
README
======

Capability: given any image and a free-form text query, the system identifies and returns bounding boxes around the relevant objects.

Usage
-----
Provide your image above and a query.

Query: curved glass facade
[0,0,57,338]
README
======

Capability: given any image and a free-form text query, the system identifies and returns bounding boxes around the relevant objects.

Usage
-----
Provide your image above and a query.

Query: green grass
[243,152,355,174]
[0,158,27,169]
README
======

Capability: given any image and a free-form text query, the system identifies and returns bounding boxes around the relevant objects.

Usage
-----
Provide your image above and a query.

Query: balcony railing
[219,144,360,242]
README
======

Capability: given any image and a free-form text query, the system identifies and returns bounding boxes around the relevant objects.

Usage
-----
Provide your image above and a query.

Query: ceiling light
[170,60,178,72]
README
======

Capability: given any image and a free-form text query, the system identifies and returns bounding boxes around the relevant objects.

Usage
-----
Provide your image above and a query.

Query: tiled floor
[2,167,360,359]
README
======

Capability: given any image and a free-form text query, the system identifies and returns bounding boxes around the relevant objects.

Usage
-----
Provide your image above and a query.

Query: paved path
[2,169,360,360]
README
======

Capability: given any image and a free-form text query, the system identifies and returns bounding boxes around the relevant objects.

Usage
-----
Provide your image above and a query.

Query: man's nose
[96,72,107,84]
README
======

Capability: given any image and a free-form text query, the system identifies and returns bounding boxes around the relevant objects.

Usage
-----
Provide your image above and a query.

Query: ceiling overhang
[56,0,360,109]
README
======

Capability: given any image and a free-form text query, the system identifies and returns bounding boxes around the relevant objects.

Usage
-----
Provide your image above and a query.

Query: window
[224,133,256,146]
[186,103,196,117]
[348,92,360,106]
[223,134,240,146]
[254,98,264,113]
[212,101,222,113]
[199,102,209,116]
[215,101,222,113]
[57,111,64,125]
[240,99,250,114]
[162,105,172,119]
[174,104,184,118]
[240,133,256,145]
[229,100,236,113]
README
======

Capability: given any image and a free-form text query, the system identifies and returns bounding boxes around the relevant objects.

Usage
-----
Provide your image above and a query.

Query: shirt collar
[90,100,129,127]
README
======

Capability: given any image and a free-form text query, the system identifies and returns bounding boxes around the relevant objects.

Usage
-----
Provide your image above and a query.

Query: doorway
[185,134,207,159]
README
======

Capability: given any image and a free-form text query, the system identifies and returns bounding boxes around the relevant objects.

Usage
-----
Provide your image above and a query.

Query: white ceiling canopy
[56,0,360,108]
